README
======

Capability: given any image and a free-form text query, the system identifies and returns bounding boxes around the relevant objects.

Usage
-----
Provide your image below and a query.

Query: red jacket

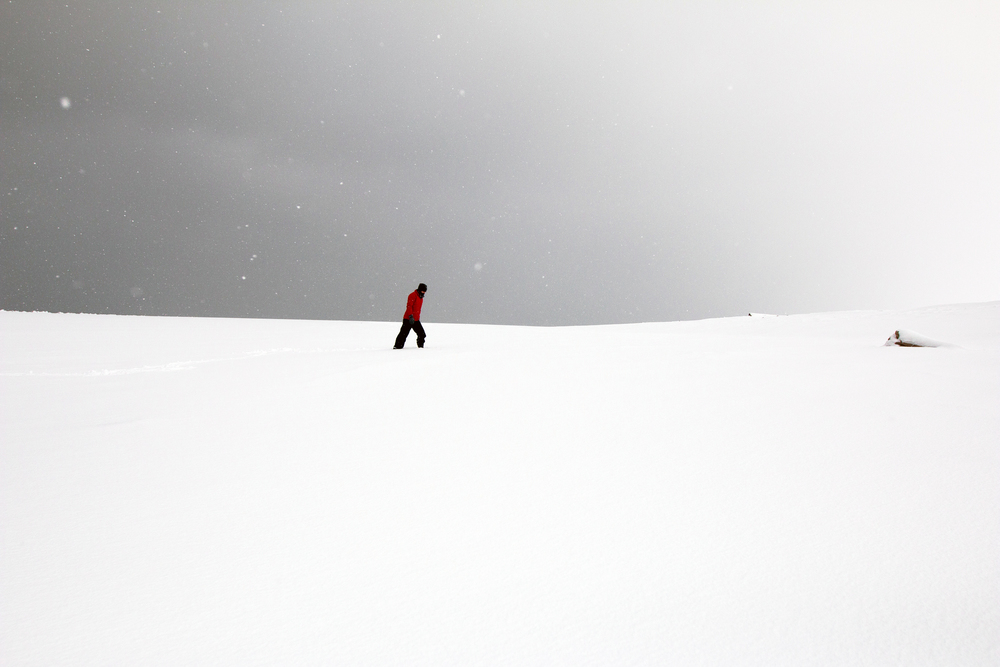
[404,290,423,321]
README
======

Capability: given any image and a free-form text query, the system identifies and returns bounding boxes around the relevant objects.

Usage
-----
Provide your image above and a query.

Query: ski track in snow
[0,347,386,377]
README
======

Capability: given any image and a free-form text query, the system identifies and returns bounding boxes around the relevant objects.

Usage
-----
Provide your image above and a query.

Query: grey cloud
[2,1,998,325]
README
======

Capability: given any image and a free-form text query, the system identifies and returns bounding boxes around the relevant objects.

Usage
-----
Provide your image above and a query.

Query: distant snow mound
[748,313,777,318]
[884,329,947,348]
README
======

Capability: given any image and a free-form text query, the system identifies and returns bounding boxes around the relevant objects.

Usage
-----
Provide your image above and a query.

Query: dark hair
[417,283,427,292]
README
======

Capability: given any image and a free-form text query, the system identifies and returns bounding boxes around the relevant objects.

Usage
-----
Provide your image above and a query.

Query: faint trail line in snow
[1,363,202,377]
[0,347,366,377]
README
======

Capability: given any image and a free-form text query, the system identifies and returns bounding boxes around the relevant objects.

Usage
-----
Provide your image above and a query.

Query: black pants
[394,319,425,348]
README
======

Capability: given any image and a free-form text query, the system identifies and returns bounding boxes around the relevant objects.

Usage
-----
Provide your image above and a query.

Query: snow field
[2,303,998,665]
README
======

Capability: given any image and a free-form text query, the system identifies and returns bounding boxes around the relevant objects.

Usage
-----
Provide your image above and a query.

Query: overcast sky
[2,1,997,325]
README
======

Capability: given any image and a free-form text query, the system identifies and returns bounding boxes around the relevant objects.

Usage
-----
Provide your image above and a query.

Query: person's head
[417,283,427,297]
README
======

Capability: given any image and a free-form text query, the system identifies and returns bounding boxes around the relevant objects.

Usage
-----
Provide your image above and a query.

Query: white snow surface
[2,303,998,666]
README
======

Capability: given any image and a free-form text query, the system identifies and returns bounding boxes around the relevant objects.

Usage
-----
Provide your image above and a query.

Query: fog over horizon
[2,2,998,326]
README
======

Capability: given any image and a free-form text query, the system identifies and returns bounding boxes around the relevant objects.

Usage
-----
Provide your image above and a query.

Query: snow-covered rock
[884,328,948,347]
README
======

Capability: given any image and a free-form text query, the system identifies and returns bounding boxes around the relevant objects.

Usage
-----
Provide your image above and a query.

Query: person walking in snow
[393,283,427,349]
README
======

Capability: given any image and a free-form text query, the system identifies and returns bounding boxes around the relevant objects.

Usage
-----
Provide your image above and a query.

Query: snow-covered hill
[2,303,998,665]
